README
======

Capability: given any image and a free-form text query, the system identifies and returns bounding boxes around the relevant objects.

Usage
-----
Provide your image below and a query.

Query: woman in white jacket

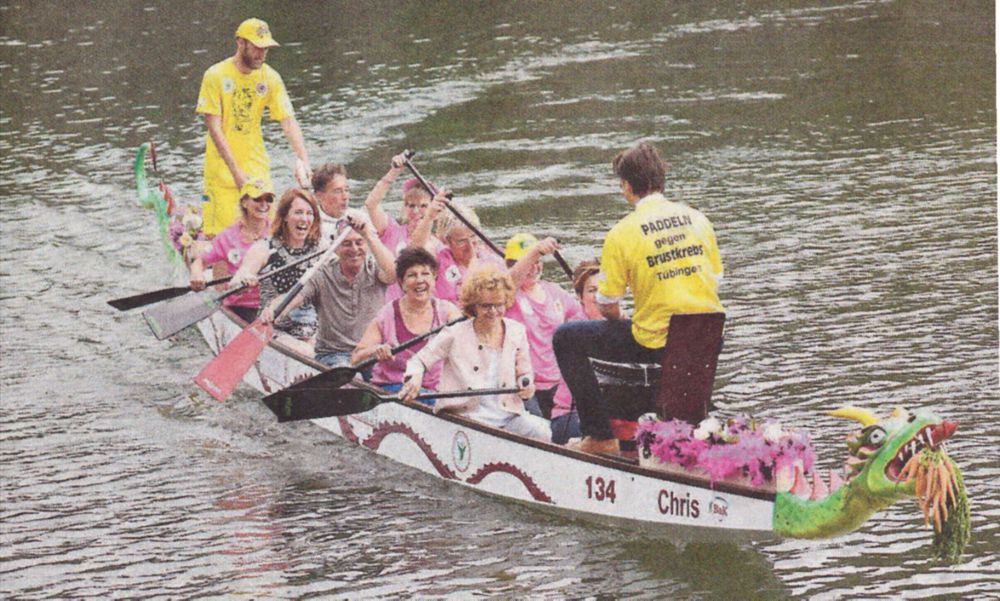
[400,266,550,441]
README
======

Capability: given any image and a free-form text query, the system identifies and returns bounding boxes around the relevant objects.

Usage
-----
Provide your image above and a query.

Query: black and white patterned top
[259,238,319,338]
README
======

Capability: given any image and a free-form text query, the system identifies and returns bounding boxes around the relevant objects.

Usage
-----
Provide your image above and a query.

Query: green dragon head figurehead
[833,406,958,498]
[774,406,959,539]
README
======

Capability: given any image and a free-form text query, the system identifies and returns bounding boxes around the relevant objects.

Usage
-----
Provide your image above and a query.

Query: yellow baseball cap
[504,233,538,262]
[239,182,274,201]
[235,18,280,49]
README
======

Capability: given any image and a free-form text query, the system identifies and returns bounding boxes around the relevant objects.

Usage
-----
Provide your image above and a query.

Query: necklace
[240,219,266,242]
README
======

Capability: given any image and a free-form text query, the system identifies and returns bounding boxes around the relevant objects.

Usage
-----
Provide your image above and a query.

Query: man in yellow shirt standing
[553,142,725,454]
[196,17,312,237]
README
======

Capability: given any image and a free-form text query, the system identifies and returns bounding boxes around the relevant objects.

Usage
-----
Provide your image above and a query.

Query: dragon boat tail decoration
[134,141,204,266]
[637,406,970,562]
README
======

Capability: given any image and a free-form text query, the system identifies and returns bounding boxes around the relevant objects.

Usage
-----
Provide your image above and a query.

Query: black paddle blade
[262,387,387,422]
[260,365,359,406]
[108,286,191,311]
[143,290,222,340]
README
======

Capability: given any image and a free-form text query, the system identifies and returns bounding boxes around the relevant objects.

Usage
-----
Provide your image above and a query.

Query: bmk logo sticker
[709,496,729,523]
[452,430,471,472]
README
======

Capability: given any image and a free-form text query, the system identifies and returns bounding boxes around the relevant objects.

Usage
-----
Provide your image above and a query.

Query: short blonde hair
[436,200,481,241]
[458,265,516,318]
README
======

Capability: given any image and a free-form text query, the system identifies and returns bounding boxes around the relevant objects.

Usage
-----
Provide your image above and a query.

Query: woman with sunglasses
[400,265,550,441]
[189,182,273,323]
[231,188,322,345]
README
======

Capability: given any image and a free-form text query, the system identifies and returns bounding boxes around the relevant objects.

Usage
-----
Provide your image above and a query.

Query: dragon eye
[863,426,887,447]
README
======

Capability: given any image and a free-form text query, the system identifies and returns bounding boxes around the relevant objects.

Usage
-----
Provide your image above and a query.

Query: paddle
[193,227,352,401]
[403,154,575,280]
[109,275,234,311]
[142,245,327,340]
[263,384,522,422]
[259,316,468,406]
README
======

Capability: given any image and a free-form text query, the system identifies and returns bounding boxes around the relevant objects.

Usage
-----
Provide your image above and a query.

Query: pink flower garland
[636,416,815,486]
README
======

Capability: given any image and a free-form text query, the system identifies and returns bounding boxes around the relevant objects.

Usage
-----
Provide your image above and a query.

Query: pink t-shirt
[379,220,445,303]
[434,247,505,303]
[505,281,585,388]
[199,221,263,308]
[379,219,410,256]
[370,299,453,389]
[552,382,573,419]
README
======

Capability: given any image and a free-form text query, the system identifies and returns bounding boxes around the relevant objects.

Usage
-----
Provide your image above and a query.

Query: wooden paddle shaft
[404,154,573,280]
[403,156,506,258]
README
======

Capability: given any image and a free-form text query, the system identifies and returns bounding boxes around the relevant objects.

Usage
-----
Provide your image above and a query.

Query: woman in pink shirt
[572,259,603,320]
[401,266,549,441]
[505,234,587,444]
[365,153,440,257]
[411,192,504,303]
[189,183,272,323]
[352,247,461,399]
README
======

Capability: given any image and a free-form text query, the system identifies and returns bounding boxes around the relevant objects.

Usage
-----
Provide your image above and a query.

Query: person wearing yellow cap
[505,233,587,444]
[196,17,312,237]
[553,142,725,455]
[188,182,273,322]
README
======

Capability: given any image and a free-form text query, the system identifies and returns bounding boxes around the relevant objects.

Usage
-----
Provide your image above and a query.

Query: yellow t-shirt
[597,193,724,348]
[196,59,293,190]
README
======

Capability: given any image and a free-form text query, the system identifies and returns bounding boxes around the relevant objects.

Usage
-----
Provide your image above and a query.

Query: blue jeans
[553,319,660,439]
[316,351,372,382]
[550,411,581,445]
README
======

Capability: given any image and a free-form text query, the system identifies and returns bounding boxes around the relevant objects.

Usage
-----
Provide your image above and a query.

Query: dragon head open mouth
[775,406,969,562]
[885,420,958,482]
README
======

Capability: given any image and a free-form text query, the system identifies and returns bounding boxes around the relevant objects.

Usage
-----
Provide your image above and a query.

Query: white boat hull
[196,309,777,536]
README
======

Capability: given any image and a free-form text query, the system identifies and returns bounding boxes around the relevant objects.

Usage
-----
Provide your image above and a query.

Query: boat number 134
[585,476,616,503]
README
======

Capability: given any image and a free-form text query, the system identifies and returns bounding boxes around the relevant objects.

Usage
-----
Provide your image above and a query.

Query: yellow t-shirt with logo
[196,59,293,191]
[597,193,724,349]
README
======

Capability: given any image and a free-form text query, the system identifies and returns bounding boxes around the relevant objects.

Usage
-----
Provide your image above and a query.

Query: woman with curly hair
[409,191,504,303]
[352,247,461,395]
[400,266,549,441]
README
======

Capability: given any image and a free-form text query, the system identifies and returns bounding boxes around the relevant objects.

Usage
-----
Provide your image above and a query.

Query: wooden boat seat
[655,312,726,424]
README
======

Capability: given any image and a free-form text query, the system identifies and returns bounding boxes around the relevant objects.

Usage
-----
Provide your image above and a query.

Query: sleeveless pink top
[370,299,452,389]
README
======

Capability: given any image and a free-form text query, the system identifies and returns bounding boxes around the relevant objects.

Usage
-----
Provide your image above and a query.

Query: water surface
[1,1,997,598]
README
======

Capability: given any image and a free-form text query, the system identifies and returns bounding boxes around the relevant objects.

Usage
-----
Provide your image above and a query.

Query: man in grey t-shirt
[263,210,396,370]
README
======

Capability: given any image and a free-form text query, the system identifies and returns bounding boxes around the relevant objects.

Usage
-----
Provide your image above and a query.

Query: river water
[1,1,997,599]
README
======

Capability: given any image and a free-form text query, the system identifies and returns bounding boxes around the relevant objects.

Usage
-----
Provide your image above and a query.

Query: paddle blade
[143,290,222,340]
[262,386,385,422]
[194,321,274,401]
[108,286,190,311]
[262,365,360,405]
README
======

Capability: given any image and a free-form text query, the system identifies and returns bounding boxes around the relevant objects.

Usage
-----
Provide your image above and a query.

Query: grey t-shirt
[301,255,388,355]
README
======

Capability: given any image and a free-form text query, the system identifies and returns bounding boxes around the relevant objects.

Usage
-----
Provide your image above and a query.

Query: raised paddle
[141,245,328,340]
[263,384,523,422]
[193,227,352,402]
[403,154,575,281]
[259,316,468,406]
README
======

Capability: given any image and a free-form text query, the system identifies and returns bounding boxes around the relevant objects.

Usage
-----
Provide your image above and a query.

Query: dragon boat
[128,143,970,559]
